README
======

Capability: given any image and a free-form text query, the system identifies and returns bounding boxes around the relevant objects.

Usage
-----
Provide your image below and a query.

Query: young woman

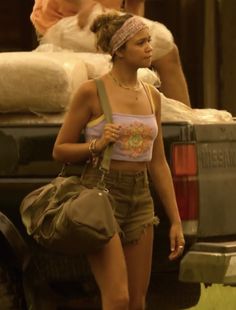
[53,12,185,310]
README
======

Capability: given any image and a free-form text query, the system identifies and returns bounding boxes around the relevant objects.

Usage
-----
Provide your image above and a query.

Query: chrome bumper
[179,241,236,284]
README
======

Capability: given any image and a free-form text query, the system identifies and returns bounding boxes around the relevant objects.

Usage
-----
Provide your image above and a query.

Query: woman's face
[121,28,153,68]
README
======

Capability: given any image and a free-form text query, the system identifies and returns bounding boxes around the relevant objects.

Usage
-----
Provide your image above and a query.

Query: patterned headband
[110,16,148,55]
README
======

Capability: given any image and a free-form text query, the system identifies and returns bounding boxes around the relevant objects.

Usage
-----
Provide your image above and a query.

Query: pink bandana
[110,16,148,55]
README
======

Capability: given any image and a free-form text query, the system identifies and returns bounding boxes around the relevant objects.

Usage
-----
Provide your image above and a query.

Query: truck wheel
[0,262,26,310]
[147,272,201,309]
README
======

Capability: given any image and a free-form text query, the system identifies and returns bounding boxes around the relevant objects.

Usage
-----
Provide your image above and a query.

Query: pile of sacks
[0,44,158,115]
[0,44,233,123]
[160,94,233,124]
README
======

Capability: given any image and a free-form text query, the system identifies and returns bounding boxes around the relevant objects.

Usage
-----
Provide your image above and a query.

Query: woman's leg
[87,233,129,310]
[123,225,154,310]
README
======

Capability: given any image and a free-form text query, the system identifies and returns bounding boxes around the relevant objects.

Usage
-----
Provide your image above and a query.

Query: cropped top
[85,83,158,162]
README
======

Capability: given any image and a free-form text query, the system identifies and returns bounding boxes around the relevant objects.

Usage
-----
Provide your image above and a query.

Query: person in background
[52,12,185,309]
[122,0,145,16]
[30,0,191,106]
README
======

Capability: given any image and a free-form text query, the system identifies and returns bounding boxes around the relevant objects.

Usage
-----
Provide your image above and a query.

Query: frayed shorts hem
[120,216,160,245]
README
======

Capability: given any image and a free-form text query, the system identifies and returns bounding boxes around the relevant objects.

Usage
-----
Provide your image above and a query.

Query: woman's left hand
[168,222,185,261]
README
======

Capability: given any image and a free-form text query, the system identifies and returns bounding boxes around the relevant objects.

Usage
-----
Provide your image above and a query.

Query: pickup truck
[1,111,236,309]
[0,53,236,310]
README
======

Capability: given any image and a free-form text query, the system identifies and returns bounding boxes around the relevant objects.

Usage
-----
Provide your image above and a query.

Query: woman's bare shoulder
[148,84,161,98]
[147,84,161,110]
[71,79,98,108]
[74,79,97,98]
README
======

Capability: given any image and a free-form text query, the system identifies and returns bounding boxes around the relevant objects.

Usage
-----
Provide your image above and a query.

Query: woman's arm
[147,86,185,260]
[53,79,120,163]
[53,81,95,163]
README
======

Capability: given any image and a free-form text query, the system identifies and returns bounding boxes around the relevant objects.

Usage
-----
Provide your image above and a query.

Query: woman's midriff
[109,160,147,172]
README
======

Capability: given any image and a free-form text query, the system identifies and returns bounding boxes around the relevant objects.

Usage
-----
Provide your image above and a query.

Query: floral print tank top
[85,84,158,162]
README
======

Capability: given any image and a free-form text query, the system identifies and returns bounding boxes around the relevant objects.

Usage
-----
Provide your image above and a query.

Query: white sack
[0,52,88,113]
[161,93,234,124]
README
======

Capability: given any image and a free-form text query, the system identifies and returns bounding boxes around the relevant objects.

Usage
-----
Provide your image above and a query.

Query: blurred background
[0,0,235,113]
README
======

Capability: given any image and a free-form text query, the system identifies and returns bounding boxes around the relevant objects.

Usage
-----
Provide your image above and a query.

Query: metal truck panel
[180,242,236,284]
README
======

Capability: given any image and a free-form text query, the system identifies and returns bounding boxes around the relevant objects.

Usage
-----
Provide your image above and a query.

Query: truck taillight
[171,143,197,176]
[171,143,199,222]
[173,179,198,220]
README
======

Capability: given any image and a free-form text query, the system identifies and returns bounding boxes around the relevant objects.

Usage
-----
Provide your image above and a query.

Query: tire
[147,272,201,309]
[0,262,26,310]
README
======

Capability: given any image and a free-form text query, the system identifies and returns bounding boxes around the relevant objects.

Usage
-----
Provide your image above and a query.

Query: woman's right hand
[96,123,121,153]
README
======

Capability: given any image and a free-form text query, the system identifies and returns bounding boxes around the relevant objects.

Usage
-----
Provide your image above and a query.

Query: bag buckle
[97,167,109,192]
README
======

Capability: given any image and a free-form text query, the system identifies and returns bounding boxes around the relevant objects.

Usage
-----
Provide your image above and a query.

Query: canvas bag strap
[95,78,113,173]
[59,79,113,180]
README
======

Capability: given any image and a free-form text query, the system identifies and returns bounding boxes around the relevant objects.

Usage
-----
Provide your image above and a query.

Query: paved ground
[188,284,236,310]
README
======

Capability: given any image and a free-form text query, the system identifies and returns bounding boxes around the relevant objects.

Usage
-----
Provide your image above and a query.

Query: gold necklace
[109,72,142,101]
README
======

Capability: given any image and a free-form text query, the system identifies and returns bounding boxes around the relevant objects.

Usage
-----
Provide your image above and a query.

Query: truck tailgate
[195,124,236,237]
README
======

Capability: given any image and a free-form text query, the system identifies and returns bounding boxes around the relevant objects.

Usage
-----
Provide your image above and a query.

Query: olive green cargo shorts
[81,166,159,244]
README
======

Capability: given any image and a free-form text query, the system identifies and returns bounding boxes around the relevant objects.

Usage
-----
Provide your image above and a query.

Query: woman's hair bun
[90,12,119,34]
